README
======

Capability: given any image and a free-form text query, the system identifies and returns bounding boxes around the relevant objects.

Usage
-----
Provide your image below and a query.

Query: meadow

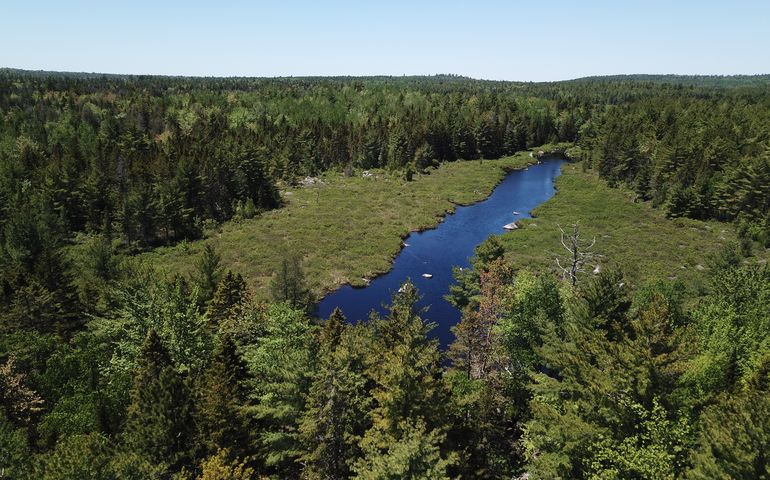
[500,162,767,291]
[142,152,536,298]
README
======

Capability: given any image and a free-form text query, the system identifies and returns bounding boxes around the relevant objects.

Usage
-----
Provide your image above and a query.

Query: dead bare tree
[555,222,601,286]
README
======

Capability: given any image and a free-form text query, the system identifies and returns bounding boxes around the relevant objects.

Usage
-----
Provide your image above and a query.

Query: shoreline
[314,152,568,303]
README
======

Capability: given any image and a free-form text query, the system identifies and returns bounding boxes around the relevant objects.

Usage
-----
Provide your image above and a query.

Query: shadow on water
[315,157,565,349]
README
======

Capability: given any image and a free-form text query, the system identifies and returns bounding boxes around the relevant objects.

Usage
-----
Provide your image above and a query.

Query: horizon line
[3,67,770,84]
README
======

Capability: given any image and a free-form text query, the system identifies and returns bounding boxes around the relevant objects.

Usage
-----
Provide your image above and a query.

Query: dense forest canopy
[1,70,770,479]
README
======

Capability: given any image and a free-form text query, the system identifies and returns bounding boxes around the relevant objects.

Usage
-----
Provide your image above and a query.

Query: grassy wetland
[142,151,537,298]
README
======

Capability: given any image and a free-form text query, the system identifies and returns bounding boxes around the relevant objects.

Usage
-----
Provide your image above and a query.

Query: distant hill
[566,73,770,87]
[2,67,768,87]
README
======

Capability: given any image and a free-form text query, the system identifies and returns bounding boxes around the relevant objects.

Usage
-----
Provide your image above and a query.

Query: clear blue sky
[2,0,768,81]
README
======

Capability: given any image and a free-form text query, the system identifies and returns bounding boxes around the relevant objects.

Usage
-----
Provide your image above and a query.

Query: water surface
[316,157,565,348]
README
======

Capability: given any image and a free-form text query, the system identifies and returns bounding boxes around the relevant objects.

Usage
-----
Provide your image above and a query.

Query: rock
[300,176,322,186]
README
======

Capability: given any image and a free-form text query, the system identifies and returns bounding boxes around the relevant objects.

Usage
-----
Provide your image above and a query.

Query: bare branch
[553,222,601,287]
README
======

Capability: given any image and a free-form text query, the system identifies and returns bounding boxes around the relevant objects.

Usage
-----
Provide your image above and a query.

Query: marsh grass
[500,162,767,291]
[142,152,535,298]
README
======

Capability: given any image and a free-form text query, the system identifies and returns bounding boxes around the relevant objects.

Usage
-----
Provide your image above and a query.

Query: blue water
[315,157,565,348]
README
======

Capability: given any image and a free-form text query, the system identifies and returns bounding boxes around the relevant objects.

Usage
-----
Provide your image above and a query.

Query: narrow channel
[316,157,565,348]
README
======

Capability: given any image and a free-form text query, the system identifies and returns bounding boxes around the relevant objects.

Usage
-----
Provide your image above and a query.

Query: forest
[1,69,770,479]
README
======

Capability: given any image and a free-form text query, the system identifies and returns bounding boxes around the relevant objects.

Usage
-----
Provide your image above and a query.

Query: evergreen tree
[196,334,253,461]
[123,330,195,474]
[193,449,255,480]
[358,281,451,475]
[246,303,317,477]
[687,392,770,479]
[300,310,372,480]
[194,243,222,306]
[36,433,114,480]
[524,275,690,479]
[206,270,247,329]
[270,254,312,312]
[353,418,455,480]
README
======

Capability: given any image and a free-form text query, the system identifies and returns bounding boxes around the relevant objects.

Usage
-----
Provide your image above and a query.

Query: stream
[315,157,565,348]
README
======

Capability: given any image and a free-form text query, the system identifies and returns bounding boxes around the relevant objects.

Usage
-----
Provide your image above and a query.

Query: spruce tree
[357,281,453,475]
[206,270,247,329]
[299,310,371,479]
[194,244,222,306]
[196,334,252,460]
[270,254,312,312]
[123,330,195,474]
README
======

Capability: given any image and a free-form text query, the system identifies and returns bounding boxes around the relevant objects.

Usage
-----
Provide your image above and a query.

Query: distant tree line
[0,71,579,252]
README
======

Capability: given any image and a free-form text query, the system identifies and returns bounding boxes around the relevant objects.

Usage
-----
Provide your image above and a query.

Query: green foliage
[446,235,506,310]
[300,312,372,479]
[35,433,114,480]
[687,392,770,479]
[89,273,210,379]
[0,415,30,479]
[194,244,222,306]
[122,330,196,474]
[206,270,248,329]
[270,254,312,312]
[365,281,446,437]
[353,418,456,480]
[524,273,691,478]
[36,334,118,447]
[683,265,770,398]
[243,302,317,476]
[187,449,256,480]
[1,71,770,479]
[355,281,452,478]
[196,334,253,460]
[587,399,693,480]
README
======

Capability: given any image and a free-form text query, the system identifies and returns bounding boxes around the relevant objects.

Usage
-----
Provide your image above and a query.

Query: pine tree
[195,449,255,480]
[524,275,689,479]
[206,270,247,329]
[270,254,312,312]
[319,307,346,352]
[247,303,317,477]
[123,330,195,474]
[196,334,252,460]
[446,259,526,478]
[687,392,770,479]
[353,418,455,480]
[300,310,372,479]
[357,281,452,475]
[194,243,222,306]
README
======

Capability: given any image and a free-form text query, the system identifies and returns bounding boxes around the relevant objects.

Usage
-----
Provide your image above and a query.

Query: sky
[2,0,769,81]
